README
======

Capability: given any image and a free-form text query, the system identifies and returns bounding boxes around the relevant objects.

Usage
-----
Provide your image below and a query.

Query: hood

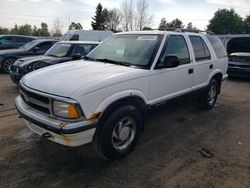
[13,55,64,67]
[0,48,23,55]
[21,60,147,97]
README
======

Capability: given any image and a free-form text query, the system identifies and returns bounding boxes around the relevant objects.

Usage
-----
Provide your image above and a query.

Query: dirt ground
[0,74,249,188]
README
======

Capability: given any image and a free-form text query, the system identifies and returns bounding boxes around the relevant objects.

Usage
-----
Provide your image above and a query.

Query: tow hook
[42,132,52,138]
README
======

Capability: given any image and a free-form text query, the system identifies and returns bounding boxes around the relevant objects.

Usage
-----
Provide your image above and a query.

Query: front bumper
[10,71,24,84]
[15,95,97,147]
[227,67,250,78]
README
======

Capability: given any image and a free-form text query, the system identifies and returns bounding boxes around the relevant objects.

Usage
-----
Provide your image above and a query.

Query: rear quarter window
[189,36,211,62]
[206,35,227,59]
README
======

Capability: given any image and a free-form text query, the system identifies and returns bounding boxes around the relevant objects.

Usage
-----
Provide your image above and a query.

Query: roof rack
[175,28,215,35]
[145,28,214,35]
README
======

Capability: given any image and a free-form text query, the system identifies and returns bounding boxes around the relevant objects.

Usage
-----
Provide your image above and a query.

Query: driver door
[149,35,194,105]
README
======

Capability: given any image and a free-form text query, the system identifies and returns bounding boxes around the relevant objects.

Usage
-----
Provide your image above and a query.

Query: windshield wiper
[95,58,131,67]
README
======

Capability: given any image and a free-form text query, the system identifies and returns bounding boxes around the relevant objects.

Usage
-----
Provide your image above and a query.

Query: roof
[115,30,206,36]
[33,38,59,42]
[58,40,100,44]
[0,34,37,39]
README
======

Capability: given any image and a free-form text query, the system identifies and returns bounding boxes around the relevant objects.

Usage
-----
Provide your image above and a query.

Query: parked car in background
[227,37,250,78]
[60,30,113,41]
[0,39,58,73]
[0,35,36,50]
[10,41,100,83]
[15,31,228,160]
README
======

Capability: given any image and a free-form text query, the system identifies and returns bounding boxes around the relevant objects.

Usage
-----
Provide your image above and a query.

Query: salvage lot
[0,74,249,188]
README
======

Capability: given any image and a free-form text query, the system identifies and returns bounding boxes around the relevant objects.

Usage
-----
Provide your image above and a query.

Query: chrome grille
[20,85,50,114]
[11,66,22,74]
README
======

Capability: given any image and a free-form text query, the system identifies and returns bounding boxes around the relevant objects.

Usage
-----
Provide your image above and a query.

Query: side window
[71,44,98,56]
[1,37,15,44]
[37,42,53,51]
[70,34,79,41]
[15,37,28,43]
[206,35,227,58]
[189,36,211,62]
[162,35,190,65]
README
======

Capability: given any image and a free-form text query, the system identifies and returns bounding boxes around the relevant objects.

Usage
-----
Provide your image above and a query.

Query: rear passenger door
[149,35,193,104]
[189,35,213,89]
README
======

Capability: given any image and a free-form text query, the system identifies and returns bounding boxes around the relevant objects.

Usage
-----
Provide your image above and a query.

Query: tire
[93,105,143,160]
[200,79,219,110]
[1,58,16,73]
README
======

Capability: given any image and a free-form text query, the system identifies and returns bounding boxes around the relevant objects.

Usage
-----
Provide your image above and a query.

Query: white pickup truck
[16,31,228,159]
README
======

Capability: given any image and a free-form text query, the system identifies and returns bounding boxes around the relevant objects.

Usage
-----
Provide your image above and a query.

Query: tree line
[0,0,250,36]
[91,1,250,34]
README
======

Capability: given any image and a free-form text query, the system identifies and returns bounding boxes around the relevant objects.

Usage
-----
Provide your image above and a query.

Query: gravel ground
[0,74,249,188]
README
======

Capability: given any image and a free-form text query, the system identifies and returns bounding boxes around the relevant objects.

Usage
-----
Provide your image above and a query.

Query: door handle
[209,64,213,69]
[188,68,194,74]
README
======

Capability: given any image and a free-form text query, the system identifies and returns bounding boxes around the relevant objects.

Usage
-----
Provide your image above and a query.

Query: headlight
[28,62,47,71]
[53,100,81,119]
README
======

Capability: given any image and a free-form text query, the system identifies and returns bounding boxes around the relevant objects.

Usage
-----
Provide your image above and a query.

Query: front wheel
[1,58,16,73]
[93,105,143,160]
[201,79,219,110]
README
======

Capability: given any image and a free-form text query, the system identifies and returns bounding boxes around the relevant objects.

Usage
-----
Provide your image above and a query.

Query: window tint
[70,34,79,41]
[37,42,54,51]
[189,36,211,61]
[162,35,190,65]
[15,37,29,43]
[71,44,98,56]
[0,37,15,44]
[206,36,227,58]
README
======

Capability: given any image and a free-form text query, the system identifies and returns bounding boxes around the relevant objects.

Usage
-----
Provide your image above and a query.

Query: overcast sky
[0,0,249,33]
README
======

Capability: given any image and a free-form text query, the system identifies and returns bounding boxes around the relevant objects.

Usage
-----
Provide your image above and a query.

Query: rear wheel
[1,58,16,73]
[200,79,219,110]
[93,105,143,160]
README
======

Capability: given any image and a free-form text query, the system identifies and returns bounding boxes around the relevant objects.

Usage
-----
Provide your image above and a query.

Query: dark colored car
[227,37,250,78]
[0,35,36,50]
[0,39,58,73]
[9,41,100,84]
[228,52,250,78]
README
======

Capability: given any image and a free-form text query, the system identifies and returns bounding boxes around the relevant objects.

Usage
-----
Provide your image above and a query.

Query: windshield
[45,43,71,57]
[60,33,73,41]
[19,40,38,50]
[87,34,162,68]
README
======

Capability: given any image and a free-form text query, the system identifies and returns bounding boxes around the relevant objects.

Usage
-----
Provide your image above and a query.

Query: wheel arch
[93,91,148,132]
[209,71,223,94]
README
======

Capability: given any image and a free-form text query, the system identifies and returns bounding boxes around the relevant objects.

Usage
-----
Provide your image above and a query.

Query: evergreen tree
[91,3,106,30]
[158,18,167,30]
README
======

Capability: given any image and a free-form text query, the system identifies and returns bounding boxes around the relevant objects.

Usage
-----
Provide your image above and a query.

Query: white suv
[16,31,228,159]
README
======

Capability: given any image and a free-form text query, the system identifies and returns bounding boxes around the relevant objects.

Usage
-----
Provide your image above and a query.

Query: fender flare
[93,89,148,117]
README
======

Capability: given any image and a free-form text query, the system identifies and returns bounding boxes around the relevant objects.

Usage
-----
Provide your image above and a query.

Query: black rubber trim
[16,105,96,135]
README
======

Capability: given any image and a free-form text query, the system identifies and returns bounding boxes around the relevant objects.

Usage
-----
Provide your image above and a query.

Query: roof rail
[175,28,215,35]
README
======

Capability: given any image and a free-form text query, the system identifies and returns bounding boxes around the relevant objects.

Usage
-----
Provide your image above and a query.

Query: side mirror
[33,46,40,52]
[157,55,180,69]
[71,53,81,60]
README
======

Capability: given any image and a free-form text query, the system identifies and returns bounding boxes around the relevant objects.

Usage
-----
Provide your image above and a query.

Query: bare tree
[136,0,153,30]
[106,8,122,32]
[120,0,134,31]
[52,18,63,36]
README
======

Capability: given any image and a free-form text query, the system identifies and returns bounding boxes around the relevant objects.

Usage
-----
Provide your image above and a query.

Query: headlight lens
[53,100,80,119]
[28,62,47,71]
